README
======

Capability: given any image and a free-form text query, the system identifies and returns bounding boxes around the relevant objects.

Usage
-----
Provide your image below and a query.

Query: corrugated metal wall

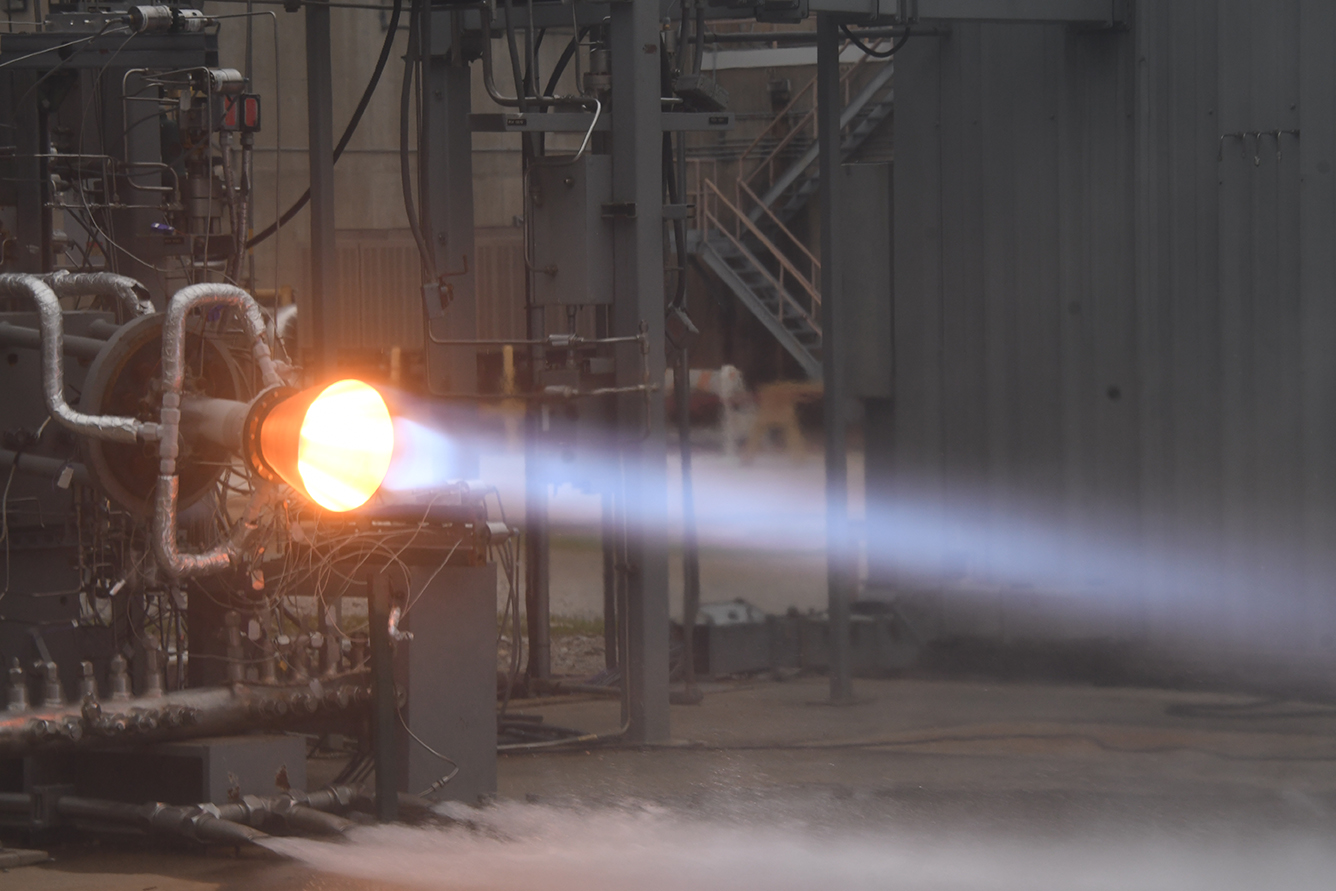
[882,1,1336,659]
[302,228,526,356]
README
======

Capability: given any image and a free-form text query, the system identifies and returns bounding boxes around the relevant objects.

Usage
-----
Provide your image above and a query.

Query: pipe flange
[239,385,296,483]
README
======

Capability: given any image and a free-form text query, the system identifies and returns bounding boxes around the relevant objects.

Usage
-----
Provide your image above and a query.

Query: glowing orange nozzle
[255,379,394,512]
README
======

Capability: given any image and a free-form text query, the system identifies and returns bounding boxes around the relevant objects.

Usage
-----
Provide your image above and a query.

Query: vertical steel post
[523,465,551,680]
[601,490,620,670]
[422,9,479,395]
[818,15,853,703]
[11,71,43,274]
[305,0,338,377]
[369,571,399,822]
[677,344,701,697]
[610,0,670,742]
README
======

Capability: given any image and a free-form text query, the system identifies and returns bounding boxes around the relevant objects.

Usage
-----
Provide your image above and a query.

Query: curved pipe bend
[40,271,155,318]
[480,11,596,111]
[155,283,283,578]
[0,274,157,444]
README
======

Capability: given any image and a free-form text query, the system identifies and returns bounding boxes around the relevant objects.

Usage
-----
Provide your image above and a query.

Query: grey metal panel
[883,30,945,616]
[885,0,1336,661]
[937,24,988,605]
[1298,0,1336,648]
[1212,1,1303,651]
[399,564,498,804]
[531,156,614,306]
[1131,0,1222,643]
[838,163,893,399]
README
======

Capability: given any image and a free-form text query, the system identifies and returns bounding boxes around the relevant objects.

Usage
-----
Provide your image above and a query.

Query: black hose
[692,2,705,74]
[544,25,594,97]
[839,24,912,59]
[246,0,403,249]
[525,28,545,90]
[400,0,435,279]
[501,0,529,112]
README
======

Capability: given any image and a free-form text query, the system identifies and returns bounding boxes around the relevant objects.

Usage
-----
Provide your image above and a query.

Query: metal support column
[369,571,399,822]
[304,0,338,376]
[523,456,551,680]
[422,9,479,395]
[9,71,43,274]
[817,16,853,703]
[610,0,670,742]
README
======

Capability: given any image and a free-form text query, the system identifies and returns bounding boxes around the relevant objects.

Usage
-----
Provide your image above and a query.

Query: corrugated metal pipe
[0,274,159,445]
[154,283,283,578]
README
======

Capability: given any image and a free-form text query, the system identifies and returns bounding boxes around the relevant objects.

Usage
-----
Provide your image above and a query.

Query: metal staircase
[689,44,896,379]
[750,56,896,229]
[697,179,824,379]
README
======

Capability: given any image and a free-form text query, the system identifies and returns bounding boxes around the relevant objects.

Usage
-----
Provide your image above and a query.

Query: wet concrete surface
[5,675,1336,889]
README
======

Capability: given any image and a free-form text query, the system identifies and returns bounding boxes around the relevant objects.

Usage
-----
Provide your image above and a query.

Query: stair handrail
[734,176,820,290]
[699,177,821,333]
[738,37,889,198]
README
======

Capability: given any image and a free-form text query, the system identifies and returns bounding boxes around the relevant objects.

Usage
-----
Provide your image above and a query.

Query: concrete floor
[7,674,1336,889]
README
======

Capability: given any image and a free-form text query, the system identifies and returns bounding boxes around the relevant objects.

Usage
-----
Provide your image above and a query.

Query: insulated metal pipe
[40,271,155,318]
[0,275,159,444]
[155,282,281,578]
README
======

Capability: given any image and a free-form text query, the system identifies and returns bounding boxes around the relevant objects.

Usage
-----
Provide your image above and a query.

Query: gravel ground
[498,631,607,681]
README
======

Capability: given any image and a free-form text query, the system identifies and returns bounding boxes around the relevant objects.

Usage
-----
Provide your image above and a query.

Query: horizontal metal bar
[0,321,106,360]
[0,34,215,70]
[470,111,733,133]
[809,0,1121,24]
[915,0,1119,22]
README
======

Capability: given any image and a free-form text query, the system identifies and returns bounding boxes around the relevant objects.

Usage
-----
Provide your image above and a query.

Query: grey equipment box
[530,155,614,305]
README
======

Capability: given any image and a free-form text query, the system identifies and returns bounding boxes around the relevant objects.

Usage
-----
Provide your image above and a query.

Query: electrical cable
[501,0,529,113]
[72,29,156,273]
[839,24,912,59]
[0,23,123,72]
[524,26,544,102]
[245,0,401,249]
[397,707,460,796]
[0,417,51,607]
[692,0,705,75]
[399,0,436,281]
